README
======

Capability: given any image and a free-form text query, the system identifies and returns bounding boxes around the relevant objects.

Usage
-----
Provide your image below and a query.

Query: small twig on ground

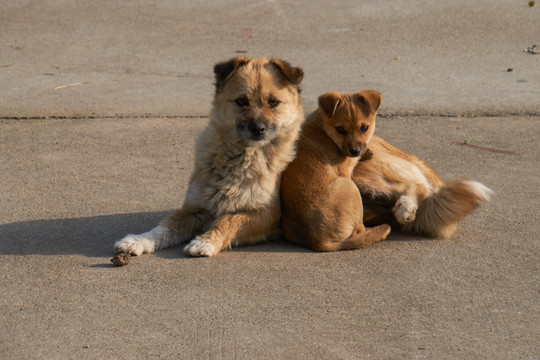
[452,141,519,155]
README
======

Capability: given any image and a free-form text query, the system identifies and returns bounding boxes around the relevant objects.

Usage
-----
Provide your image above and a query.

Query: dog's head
[318,90,381,158]
[211,56,304,145]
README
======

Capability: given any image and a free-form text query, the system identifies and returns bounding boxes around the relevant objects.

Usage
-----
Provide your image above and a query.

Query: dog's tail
[401,179,492,239]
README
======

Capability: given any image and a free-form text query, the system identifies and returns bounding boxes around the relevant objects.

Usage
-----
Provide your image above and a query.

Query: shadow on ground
[0,211,170,257]
[0,211,423,258]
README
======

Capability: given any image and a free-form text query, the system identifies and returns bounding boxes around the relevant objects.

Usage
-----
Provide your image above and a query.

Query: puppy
[114,56,304,257]
[281,91,391,252]
[353,134,492,239]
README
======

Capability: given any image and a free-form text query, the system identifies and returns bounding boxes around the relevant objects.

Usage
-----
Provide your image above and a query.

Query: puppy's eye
[360,124,369,133]
[235,97,249,107]
[336,127,347,135]
[268,98,281,108]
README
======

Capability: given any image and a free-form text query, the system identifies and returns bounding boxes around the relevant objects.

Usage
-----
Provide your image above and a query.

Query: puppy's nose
[348,147,361,157]
[248,122,266,136]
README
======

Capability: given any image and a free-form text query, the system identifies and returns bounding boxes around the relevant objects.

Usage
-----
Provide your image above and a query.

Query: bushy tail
[401,179,492,239]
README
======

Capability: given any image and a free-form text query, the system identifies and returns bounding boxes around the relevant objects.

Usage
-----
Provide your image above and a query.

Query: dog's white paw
[113,226,165,255]
[114,235,152,256]
[393,195,418,224]
[184,237,218,257]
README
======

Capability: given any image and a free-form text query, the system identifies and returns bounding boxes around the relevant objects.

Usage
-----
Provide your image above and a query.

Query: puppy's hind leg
[114,207,209,256]
[316,224,391,252]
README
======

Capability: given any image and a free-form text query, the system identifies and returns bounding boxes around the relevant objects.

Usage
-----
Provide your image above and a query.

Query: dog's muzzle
[237,120,275,142]
[346,144,366,157]
[248,121,267,140]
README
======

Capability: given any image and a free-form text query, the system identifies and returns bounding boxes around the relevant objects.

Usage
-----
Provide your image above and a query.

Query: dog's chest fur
[185,125,294,216]
[210,145,277,213]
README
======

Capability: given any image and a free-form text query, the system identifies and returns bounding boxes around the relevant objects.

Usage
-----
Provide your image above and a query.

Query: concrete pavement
[1,0,539,118]
[1,1,539,359]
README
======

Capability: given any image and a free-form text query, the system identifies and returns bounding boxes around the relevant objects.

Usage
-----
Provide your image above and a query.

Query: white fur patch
[114,225,167,256]
[184,237,218,257]
[380,152,433,194]
[464,180,493,201]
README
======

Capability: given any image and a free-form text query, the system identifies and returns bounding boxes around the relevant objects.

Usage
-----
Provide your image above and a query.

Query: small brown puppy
[114,56,304,257]
[281,90,391,251]
[353,136,492,239]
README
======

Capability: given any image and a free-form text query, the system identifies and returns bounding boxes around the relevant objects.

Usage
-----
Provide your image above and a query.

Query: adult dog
[114,56,304,257]
[353,130,492,239]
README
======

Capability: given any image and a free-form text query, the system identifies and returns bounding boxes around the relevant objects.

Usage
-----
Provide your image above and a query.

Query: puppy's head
[211,56,304,145]
[318,90,381,158]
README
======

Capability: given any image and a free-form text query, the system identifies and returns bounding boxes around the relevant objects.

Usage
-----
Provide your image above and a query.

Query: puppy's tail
[402,179,492,239]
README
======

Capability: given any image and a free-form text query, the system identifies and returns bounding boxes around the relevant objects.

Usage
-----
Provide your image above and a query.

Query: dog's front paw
[114,235,151,256]
[184,237,218,257]
[113,226,166,256]
[393,196,417,224]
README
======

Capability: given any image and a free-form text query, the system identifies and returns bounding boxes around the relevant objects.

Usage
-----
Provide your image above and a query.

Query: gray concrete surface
[1,1,539,359]
[1,0,539,118]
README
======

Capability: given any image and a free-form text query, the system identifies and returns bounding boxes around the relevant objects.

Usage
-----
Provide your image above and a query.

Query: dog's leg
[315,224,391,252]
[392,193,418,224]
[114,225,169,256]
[114,207,209,255]
[184,206,279,257]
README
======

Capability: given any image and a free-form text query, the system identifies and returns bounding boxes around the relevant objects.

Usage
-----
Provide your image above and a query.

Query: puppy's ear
[355,90,382,115]
[318,92,342,118]
[270,58,304,85]
[214,57,250,88]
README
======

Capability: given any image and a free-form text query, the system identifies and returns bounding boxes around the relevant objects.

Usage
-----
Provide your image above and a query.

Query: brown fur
[281,91,391,252]
[353,135,492,239]
[114,56,304,257]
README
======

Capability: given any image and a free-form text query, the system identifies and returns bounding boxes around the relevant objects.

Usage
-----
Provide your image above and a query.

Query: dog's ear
[214,57,250,87]
[270,58,304,85]
[355,90,382,115]
[318,92,342,118]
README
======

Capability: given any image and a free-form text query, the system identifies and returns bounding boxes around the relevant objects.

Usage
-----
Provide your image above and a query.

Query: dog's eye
[235,97,249,107]
[336,127,347,135]
[360,124,369,133]
[268,98,281,108]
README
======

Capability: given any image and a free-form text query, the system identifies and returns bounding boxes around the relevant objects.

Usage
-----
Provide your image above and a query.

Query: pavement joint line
[0,115,211,120]
[1,111,539,121]
[377,111,540,118]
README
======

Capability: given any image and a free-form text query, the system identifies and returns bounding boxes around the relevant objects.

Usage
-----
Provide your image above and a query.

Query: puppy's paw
[184,237,218,257]
[113,226,165,256]
[393,196,418,224]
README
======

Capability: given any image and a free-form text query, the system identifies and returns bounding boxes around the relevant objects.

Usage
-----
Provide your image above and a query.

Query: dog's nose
[348,147,361,157]
[248,122,266,136]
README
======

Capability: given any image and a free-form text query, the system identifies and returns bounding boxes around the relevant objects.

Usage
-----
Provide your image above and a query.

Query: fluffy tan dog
[281,91,391,251]
[114,56,304,257]
[353,133,492,239]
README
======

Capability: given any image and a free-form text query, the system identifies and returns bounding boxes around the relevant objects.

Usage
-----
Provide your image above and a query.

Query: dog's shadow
[0,212,424,259]
[0,211,310,259]
[0,211,170,258]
